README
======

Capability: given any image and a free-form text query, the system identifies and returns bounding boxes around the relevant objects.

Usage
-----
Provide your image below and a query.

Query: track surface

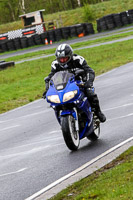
[0,62,133,199]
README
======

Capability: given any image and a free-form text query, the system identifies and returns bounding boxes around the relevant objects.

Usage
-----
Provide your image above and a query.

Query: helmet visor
[58,57,69,63]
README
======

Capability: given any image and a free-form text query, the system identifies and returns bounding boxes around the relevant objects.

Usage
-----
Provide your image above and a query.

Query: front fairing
[46,71,81,105]
[46,80,80,106]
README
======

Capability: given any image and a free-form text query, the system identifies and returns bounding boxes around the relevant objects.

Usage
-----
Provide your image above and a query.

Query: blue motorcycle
[46,70,100,151]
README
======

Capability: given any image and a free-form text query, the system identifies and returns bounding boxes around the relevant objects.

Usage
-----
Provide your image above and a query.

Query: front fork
[57,107,79,132]
[73,107,79,132]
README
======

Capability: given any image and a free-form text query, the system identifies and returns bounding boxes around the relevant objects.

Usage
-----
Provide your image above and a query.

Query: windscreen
[51,71,74,90]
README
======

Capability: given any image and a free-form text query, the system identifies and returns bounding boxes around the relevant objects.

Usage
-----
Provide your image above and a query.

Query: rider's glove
[84,80,93,88]
[42,91,47,99]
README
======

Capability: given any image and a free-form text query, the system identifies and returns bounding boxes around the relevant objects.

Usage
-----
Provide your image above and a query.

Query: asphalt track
[0,62,133,199]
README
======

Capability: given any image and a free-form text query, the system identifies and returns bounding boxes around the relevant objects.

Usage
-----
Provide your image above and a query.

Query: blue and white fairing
[46,71,93,139]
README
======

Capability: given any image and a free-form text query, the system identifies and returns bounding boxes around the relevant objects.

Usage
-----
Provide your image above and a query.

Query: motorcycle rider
[44,43,106,123]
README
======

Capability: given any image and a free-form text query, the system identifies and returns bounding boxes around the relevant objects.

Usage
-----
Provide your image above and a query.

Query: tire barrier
[54,28,62,41]
[113,13,123,28]
[104,14,116,30]
[120,11,129,26]
[82,23,95,35]
[20,37,28,48]
[70,26,77,38]
[0,41,8,52]
[61,27,70,39]
[97,9,133,32]
[128,9,133,23]
[7,39,16,51]
[27,35,35,47]
[14,38,21,50]
[33,34,42,45]
[47,30,56,42]
[0,22,95,53]
[40,32,49,44]
[0,60,15,70]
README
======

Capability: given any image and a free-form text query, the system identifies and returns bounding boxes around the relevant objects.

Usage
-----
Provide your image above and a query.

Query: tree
[19,0,26,14]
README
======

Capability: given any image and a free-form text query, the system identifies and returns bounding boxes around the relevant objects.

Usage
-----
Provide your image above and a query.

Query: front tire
[61,115,79,151]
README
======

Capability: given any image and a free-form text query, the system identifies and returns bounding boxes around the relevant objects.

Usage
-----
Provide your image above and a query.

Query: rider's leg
[85,88,106,123]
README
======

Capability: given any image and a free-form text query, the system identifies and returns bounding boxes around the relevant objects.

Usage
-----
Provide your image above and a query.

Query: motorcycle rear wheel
[87,117,100,141]
[61,115,79,151]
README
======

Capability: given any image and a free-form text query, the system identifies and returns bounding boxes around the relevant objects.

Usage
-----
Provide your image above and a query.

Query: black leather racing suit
[45,54,101,114]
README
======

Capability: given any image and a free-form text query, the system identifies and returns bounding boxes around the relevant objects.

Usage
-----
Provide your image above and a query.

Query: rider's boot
[86,88,106,123]
[90,97,106,123]
[95,108,106,123]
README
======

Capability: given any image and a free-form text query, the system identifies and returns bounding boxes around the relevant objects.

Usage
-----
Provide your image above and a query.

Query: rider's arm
[82,60,95,86]
[44,60,58,90]
[73,55,95,86]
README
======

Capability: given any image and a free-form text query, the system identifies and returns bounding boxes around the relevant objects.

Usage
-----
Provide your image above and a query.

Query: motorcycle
[45,70,100,151]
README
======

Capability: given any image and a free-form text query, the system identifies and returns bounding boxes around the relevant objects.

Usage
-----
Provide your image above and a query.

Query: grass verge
[50,146,133,200]
[0,38,133,113]
[0,0,133,34]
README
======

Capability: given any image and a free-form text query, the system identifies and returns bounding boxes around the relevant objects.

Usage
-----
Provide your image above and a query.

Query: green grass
[0,38,133,113]
[50,146,133,200]
[0,0,133,34]
[2,29,133,63]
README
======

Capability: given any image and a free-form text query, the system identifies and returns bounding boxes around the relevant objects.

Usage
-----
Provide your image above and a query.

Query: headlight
[47,95,60,103]
[63,90,77,102]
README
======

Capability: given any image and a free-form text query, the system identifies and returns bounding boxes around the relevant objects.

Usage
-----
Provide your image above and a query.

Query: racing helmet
[55,44,73,66]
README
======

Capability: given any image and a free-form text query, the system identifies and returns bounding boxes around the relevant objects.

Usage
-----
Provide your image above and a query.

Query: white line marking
[25,136,133,200]
[103,102,133,112]
[0,125,20,132]
[0,168,27,178]
[49,130,62,134]
[0,135,63,154]
[108,112,133,121]
[0,109,52,124]
[0,146,50,159]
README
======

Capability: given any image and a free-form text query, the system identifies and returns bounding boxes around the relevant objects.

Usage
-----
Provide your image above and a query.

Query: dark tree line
[0,0,109,24]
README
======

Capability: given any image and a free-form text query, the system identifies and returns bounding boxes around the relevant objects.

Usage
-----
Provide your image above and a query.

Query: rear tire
[87,115,100,141]
[61,115,79,151]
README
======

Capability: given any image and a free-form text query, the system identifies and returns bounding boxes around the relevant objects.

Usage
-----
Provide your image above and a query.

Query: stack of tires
[0,60,15,70]
[0,22,95,53]
[27,35,35,47]
[113,13,123,28]
[104,14,115,30]
[47,30,56,42]
[69,26,77,38]
[82,23,95,35]
[75,24,84,36]
[20,37,28,49]
[14,38,21,49]
[6,39,16,51]
[61,27,70,39]
[96,18,108,32]
[120,11,129,26]
[128,9,133,23]
[54,28,62,41]
[33,34,42,45]
[0,40,8,52]
[97,9,133,32]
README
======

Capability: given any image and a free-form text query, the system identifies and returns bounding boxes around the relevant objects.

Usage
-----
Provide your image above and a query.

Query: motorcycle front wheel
[61,115,79,151]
